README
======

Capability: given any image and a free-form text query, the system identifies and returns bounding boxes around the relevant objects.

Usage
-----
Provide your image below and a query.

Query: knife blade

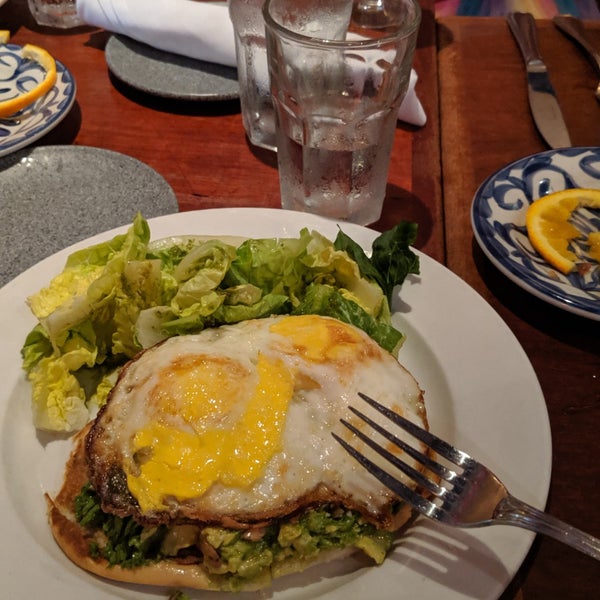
[507,12,572,149]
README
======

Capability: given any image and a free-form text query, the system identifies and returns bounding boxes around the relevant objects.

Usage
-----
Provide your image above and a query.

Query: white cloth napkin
[77,0,426,126]
[78,0,237,67]
[398,69,426,126]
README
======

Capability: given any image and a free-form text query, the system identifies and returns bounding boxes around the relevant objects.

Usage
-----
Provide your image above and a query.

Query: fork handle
[494,494,600,560]
[553,15,600,76]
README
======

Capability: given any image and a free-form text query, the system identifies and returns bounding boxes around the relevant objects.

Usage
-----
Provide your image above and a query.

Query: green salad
[21,213,419,433]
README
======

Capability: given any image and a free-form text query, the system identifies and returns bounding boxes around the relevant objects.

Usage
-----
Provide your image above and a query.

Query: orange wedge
[0,43,57,118]
[526,188,600,274]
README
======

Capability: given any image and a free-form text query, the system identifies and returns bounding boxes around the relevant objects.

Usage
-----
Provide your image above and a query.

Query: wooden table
[1,1,599,598]
[438,16,600,600]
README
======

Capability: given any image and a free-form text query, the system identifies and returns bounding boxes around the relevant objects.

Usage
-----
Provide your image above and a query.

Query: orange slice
[0,30,10,44]
[526,188,600,274]
[0,43,57,118]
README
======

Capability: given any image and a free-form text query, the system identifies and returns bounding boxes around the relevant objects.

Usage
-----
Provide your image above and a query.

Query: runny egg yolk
[270,315,367,363]
[127,353,293,512]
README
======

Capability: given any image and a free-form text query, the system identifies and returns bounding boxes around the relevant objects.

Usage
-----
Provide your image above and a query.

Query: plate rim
[0,207,551,600]
[470,146,600,321]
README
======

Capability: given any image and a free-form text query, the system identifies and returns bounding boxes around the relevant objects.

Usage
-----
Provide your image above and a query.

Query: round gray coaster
[0,145,179,286]
[105,34,240,101]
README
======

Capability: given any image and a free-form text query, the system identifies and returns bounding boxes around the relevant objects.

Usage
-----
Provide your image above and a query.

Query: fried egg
[87,315,427,528]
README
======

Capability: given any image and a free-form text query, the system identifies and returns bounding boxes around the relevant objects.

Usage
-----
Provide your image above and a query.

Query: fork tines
[335,394,600,559]
[358,392,470,465]
[332,392,470,518]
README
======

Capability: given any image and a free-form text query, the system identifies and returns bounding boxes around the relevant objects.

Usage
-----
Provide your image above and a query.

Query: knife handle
[553,15,600,76]
[507,12,542,65]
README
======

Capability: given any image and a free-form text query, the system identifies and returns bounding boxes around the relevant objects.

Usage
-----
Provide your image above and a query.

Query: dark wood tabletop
[1,1,599,598]
[438,16,600,600]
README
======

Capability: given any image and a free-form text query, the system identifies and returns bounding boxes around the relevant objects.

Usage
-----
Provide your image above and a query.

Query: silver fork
[333,392,600,560]
[0,92,49,126]
[553,15,600,102]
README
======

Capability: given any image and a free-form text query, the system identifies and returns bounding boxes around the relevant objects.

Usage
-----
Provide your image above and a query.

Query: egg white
[90,315,426,523]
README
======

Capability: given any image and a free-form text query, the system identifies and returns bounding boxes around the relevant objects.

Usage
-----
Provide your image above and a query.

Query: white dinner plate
[0,208,551,600]
[0,43,76,157]
[471,147,600,320]
[105,34,239,101]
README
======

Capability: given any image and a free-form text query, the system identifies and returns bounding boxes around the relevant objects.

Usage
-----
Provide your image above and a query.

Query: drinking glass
[230,0,353,152]
[229,0,276,151]
[263,0,421,224]
[28,0,83,28]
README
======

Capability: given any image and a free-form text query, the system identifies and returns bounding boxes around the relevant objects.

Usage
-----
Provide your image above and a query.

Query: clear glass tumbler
[28,0,83,28]
[264,0,421,225]
[229,0,276,152]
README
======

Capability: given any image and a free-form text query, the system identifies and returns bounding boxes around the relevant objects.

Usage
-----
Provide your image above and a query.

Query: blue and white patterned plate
[471,147,600,321]
[0,43,76,157]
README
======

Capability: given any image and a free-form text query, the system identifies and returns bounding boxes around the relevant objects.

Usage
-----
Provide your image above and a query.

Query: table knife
[507,12,572,149]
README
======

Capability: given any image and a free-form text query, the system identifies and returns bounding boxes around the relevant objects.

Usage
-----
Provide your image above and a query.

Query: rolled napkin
[78,0,237,67]
[77,0,426,126]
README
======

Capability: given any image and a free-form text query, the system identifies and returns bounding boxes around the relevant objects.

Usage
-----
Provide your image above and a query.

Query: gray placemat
[0,145,179,286]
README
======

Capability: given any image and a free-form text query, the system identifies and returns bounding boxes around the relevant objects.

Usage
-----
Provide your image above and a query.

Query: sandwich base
[47,425,414,593]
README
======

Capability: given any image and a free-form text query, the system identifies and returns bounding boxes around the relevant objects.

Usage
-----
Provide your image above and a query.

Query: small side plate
[471,147,600,320]
[0,43,76,157]
[105,34,239,101]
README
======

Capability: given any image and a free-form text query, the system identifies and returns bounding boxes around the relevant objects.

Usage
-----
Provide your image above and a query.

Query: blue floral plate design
[471,147,600,321]
[0,43,76,157]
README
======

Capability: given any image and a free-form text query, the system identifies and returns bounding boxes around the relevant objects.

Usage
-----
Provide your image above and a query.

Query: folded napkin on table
[78,0,237,67]
[399,70,426,126]
[77,0,426,126]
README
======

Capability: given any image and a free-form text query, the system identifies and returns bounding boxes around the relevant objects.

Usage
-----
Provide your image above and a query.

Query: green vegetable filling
[75,483,166,568]
[74,484,395,585]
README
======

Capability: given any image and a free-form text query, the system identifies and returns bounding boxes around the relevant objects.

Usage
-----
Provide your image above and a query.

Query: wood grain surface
[438,16,600,600]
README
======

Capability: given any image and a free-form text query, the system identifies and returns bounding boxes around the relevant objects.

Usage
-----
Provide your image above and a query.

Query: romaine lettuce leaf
[21,324,53,372]
[28,355,89,432]
[111,259,163,357]
[224,235,310,302]
[26,212,152,356]
[22,214,155,431]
